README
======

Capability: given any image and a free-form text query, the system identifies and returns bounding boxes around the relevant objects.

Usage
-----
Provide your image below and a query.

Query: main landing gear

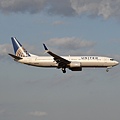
[62,68,66,73]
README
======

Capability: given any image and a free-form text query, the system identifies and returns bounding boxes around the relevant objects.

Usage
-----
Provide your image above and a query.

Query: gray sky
[0,0,120,120]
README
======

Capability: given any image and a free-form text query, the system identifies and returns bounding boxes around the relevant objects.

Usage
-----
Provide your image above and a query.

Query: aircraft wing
[43,44,71,67]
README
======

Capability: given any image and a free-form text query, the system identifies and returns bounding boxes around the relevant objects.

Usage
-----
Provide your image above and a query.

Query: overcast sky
[1,0,120,120]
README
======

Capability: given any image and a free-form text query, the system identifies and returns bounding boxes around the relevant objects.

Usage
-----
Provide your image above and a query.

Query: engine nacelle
[69,62,82,71]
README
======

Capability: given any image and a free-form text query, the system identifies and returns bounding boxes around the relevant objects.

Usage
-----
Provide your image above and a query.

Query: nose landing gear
[106,67,112,72]
[106,69,109,72]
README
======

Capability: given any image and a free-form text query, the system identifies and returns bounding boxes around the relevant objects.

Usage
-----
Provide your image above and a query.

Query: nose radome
[115,61,119,65]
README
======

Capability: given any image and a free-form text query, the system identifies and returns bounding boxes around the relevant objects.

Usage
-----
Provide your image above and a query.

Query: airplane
[8,37,119,73]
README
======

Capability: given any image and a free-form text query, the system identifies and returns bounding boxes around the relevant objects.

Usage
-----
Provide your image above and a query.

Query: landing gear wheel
[106,67,112,72]
[62,68,66,73]
[63,70,66,73]
[106,69,109,72]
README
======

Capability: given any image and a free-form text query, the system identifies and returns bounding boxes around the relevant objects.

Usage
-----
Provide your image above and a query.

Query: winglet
[43,43,48,51]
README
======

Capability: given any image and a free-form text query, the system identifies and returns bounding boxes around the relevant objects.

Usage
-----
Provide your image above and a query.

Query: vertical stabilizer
[11,37,30,57]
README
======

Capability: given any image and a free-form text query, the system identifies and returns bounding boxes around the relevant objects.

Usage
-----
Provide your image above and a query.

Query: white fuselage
[16,56,119,68]
[9,37,119,73]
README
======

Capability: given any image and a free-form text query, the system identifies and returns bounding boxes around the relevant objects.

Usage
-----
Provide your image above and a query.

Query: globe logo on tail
[16,47,30,57]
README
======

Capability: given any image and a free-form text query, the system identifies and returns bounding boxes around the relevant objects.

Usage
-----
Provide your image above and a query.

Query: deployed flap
[43,44,71,65]
[8,53,23,60]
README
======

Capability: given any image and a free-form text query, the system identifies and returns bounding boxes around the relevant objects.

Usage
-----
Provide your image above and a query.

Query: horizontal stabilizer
[8,53,23,60]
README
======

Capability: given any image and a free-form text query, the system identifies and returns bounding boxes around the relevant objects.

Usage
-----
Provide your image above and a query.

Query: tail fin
[11,37,30,57]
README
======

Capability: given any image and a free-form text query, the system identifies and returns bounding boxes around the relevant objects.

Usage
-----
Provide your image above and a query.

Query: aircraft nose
[115,61,119,65]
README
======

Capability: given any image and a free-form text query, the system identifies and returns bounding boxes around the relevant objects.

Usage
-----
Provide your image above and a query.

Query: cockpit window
[110,58,114,61]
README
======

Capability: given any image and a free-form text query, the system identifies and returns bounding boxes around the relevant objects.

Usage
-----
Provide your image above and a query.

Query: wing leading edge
[43,44,71,68]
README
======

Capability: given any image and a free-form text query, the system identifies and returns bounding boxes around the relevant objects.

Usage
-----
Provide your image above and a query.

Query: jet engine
[68,62,82,71]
